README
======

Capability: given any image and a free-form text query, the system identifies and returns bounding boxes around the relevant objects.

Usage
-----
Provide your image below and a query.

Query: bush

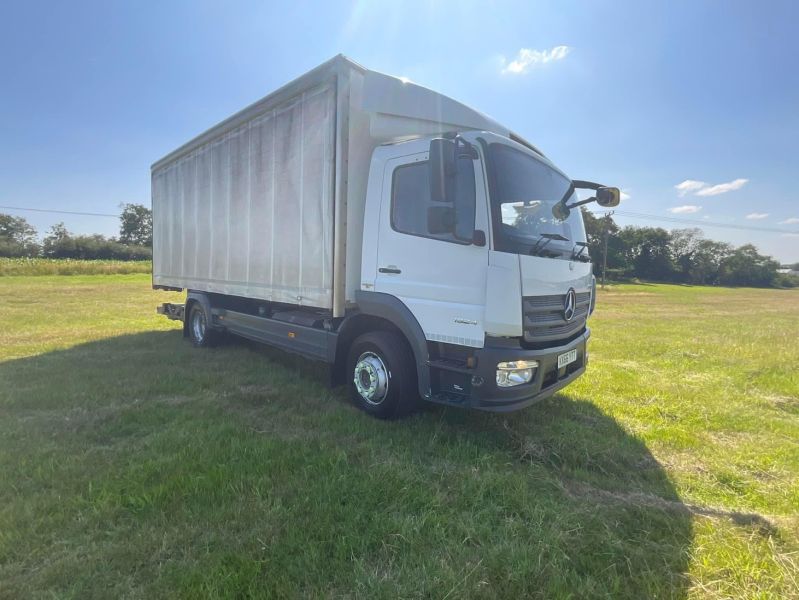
[0,239,41,258]
[775,273,799,289]
[0,258,153,276]
[42,224,151,261]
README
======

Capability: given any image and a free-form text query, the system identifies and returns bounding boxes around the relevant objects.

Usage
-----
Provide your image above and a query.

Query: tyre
[346,330,419,419]
[187,302,218,348]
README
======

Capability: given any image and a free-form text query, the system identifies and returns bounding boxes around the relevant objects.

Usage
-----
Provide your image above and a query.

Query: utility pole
[601,210,615,289]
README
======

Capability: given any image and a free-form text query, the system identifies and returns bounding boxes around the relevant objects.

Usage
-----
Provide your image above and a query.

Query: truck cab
[356,131,596,412]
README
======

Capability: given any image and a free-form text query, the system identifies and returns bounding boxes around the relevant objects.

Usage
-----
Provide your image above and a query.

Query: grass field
[0,274,797,598]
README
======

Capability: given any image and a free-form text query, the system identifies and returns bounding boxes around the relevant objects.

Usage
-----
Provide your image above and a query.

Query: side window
[391,160,474,243]
[391,162,434,238]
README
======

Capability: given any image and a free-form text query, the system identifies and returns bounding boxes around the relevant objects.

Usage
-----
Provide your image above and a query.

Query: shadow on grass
[1,330,695,597]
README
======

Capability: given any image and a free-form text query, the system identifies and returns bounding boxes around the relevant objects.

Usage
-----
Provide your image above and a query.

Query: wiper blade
[530,232,569,256]
[571,241,590,262]
[539,233,569,241]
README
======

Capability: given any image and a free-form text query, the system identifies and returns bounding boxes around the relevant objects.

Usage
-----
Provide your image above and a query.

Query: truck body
[153,55,614,417]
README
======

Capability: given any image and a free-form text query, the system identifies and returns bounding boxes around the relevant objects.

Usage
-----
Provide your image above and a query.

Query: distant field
[0,274,797,598]
[0,257,151,276]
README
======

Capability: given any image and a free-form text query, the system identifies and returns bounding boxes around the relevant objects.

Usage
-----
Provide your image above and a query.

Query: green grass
[0,257,151,276]
[0,275,797,598]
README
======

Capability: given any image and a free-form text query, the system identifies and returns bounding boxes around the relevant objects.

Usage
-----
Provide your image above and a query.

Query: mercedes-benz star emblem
[563,288,577,322]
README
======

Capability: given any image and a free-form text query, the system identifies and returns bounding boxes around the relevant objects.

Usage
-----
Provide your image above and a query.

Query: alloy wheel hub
[353,352,389,405]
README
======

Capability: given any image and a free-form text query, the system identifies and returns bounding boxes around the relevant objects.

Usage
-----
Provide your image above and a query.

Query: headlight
[496,360,538,388]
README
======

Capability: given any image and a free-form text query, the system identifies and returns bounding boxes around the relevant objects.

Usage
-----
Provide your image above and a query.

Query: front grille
[522,292,590,343]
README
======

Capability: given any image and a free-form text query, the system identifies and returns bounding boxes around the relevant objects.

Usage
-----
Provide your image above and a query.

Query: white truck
[153,55,619,418]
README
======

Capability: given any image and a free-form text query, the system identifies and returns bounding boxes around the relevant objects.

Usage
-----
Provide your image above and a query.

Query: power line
[589,209,799,235]
[3,204,796,235]
[0,205,119,218]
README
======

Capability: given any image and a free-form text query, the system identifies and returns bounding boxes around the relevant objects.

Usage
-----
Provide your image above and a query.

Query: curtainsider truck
[153,55,619,418]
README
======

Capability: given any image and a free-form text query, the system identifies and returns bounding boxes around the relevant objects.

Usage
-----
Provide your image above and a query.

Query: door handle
[378,267,402,274]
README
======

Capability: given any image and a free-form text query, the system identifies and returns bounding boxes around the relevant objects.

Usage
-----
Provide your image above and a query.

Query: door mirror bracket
[551,181,621,221]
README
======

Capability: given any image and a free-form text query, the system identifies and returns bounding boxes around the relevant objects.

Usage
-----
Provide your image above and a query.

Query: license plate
[557,349,578,369]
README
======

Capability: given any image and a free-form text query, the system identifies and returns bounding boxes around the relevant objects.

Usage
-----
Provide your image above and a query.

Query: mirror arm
[564,196,598,210]
[560,180,610,209]
[571,180,603,191]
[553,180,619,220]
[456,138,478,159]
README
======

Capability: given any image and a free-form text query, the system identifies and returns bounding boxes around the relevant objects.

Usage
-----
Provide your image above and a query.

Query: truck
[153,55,619,418]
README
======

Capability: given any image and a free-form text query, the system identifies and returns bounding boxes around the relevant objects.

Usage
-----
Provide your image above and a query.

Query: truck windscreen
[488,143,587,258]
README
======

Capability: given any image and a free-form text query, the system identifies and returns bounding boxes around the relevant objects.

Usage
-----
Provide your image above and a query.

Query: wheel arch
[184,291,214,338]
[333,291,430,398]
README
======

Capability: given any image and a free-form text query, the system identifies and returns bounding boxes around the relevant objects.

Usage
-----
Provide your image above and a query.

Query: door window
[391,160,475,244]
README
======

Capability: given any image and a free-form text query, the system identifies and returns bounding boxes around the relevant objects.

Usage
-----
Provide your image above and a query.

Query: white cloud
[778,217,799,225]
[675,180,706,197]
[695,178,749,196]
[501,46,571,74]
[669,205,702,214]
[745,212,769,220]
[781,233,799,238]
[674,178,749,197]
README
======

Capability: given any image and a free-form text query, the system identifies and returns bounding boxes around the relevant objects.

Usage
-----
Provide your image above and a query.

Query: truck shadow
[1,330,695,597]
[418,399,697,595]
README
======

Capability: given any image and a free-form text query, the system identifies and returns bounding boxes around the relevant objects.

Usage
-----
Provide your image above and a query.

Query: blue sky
[1,0,797,262]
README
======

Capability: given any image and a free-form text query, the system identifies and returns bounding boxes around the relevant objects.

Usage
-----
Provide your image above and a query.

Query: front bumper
[429,329,589,412]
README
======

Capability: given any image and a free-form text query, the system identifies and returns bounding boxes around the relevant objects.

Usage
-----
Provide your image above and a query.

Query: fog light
[496,360,538,388]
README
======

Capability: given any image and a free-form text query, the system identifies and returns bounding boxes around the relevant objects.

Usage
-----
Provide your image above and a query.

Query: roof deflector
[509,132,546,158]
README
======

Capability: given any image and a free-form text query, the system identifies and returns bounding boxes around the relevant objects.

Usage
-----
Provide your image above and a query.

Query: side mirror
[552,202,571,221]
[429,138,456,203]
[596,187,620,207]
[427,206,457,234]
[428,136,478,243]
[552,182,621,220]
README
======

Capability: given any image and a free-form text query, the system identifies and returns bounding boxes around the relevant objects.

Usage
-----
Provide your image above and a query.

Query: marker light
[496,360,538,387]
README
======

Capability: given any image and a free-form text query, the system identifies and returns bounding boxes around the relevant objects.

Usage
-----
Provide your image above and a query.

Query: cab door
[373,141,489,349]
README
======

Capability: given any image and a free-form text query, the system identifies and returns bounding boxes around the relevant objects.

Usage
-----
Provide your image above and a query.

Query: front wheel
[346,331,419,419]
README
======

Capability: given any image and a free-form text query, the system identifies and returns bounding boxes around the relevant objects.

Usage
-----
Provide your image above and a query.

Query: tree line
[0,204,152,261]
[1,203,795,287]
[582,209,798,288]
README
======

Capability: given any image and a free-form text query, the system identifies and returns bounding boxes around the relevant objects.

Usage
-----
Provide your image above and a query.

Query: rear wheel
[187,303,217,347]
[346,331,418,419]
